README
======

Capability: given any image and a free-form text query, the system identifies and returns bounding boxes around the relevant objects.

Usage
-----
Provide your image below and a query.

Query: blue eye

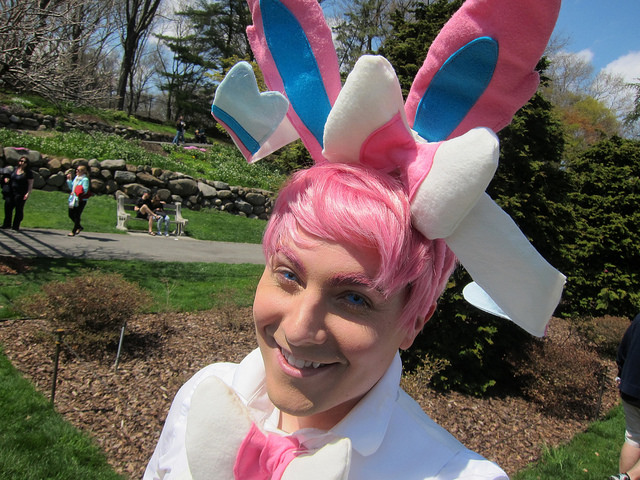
[280,270,298,282]
[345,293,367,306]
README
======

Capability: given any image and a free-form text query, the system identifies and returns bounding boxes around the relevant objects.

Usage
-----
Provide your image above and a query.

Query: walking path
[0,228,265,264]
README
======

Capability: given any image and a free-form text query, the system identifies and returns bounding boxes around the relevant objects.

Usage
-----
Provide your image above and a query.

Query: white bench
[116,196,188,236]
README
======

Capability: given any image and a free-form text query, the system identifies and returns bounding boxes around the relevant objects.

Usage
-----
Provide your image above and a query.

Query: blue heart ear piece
[212,0,565,336]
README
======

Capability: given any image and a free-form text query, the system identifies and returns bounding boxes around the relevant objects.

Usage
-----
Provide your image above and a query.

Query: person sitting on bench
[134,192,160,235]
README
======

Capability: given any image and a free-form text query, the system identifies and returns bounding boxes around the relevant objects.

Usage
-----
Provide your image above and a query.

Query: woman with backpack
[66,165,91,236]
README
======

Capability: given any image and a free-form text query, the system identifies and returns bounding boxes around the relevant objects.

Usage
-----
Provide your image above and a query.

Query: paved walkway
[0,228,265,264]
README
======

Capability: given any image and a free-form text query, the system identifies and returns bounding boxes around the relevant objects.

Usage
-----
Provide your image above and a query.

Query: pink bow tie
[234,423,306,480]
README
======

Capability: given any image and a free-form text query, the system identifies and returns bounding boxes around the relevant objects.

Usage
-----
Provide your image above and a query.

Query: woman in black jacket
[2,156,34,232]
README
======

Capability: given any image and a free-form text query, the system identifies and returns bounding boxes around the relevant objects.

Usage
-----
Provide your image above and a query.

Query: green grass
[0,129,287,191]
[0,346,124,480]
[19,189,267,243]
[513,404,624,479]
[0,258,263,319]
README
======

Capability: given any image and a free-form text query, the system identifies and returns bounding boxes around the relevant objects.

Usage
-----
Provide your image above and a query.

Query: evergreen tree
[379,0,463,97]
[564,136,640,317]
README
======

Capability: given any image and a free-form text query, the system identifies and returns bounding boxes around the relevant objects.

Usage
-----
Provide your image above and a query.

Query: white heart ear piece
[211,61,296,163]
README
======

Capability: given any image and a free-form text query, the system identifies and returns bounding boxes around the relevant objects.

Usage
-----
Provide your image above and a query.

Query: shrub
[401,355,450,402]
[510,319,607,420]
[18,272,149,353]
[579,315,629,358]
[408,269,530,396]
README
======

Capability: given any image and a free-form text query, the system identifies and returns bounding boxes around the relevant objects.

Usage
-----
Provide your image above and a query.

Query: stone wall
[0,105,173,142]
[1,147,274,220]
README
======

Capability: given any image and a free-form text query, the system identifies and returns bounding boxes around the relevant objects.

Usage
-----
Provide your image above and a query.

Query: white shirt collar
[232,348,401,457]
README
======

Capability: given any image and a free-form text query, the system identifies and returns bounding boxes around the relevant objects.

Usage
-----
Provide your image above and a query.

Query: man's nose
[282,290,328,346]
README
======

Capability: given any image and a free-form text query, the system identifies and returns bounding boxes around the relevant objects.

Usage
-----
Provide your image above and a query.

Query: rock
[198,181,217,198]
[168,178,198,196]
[235,200,253,215]
[216,189,235,200]
[245,192,267,206]
[90,178,105,194]
[136,171,165,188]
[114,170,137,184]
[100,159,126,170]
[121,183,149,197]
[212,180,230,190]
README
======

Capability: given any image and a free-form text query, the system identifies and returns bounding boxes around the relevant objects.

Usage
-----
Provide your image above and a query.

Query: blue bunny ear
[412,37,498,142]
[246,0,342,162]
[406,0,561,142]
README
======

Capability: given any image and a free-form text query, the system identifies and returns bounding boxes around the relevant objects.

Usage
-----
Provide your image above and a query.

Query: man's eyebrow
[273,247,305,275]
[328,273,380,292]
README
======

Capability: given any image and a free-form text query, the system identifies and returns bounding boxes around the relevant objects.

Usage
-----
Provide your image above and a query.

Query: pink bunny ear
[246,0,342,162]
[406,0,561,142]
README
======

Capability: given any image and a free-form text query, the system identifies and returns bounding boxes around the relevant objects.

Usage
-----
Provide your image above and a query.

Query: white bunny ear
[410,128,564,337]
[212,62,298,163]
[323,55,408,165]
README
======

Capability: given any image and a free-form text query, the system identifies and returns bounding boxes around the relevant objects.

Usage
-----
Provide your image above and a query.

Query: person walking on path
[611,313,640,480]
[66,165,91,236]
[2,156,34,232]
[172,116,186,146]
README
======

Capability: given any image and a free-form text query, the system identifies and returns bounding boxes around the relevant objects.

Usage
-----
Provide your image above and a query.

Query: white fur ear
[322,55,408,164]
[282,437,352,480]
[411,127,498,239]
[185,376,254,480]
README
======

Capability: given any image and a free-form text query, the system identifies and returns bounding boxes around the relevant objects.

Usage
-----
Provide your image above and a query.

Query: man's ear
[399,303,437,350]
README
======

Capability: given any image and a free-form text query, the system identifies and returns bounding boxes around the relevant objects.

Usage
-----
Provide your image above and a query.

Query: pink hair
[262,163,457,331]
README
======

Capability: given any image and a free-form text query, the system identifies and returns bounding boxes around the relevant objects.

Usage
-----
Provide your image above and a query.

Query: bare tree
[114,0,163,111]
[0,0,119,106]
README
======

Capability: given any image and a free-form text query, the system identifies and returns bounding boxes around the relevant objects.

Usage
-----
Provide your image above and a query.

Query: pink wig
[262,163,457,331]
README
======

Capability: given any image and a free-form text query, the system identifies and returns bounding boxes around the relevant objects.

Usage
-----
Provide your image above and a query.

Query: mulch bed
[0,309,619,479]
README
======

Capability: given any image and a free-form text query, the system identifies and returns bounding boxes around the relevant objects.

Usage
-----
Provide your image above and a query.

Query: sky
[552,0,640,83]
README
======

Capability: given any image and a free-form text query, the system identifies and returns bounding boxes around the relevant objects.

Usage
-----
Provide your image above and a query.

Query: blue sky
[553,0,640,82]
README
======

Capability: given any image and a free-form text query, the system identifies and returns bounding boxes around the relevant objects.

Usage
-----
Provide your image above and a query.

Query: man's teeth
[283,350,323,369]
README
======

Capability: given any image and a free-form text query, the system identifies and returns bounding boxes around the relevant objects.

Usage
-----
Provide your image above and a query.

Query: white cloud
[574,48,595,64]
[604,51,640,83]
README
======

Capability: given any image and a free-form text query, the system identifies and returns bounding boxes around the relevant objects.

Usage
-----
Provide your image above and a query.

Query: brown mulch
[0,310,619,479]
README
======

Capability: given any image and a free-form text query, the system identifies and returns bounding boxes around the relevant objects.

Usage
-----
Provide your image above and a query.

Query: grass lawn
[514,405,624,479]
[20,189,267,244]
[0,346,124,480]
[0,258,264,319]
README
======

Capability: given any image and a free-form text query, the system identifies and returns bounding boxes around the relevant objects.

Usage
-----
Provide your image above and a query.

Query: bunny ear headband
[211,0,566,337]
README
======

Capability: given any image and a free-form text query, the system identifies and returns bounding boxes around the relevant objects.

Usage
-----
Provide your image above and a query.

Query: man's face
[253,232,415,432]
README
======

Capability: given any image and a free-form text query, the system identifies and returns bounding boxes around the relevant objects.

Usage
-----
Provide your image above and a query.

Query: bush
[579,315,629,358]
[18,272,150,353]
[401,354,450,402]
[510,318,607,419]
[407,269,530,396]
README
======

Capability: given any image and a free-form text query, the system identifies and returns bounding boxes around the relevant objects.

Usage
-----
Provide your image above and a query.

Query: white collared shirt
[144,349,508,479]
